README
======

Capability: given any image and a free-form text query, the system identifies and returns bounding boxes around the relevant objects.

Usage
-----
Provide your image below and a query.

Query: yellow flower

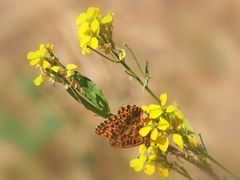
[76,7,100,26]
[34,74,43,86]
[172,133,184,149]
[76,7,101,55]
[139,126,152,137]
[27,43,55,86]
[66,64,78,78]
[150,128,158,140]
[79,35,98,55]
[148,104,162,119]
[157,117,169,131]
[118,49,126,61]
[156,136,169,152]
[101,11,114,24]
[159,167,169,177]
[160,93,167,106]
[76,7,114,55]
[144,163,155,175]
[130,158,145,172]
[46,43,54,51]
[27,43,47,66]
[187,135,199,148]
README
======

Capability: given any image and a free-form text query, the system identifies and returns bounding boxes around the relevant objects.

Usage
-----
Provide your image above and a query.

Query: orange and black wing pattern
[95,105,149,148]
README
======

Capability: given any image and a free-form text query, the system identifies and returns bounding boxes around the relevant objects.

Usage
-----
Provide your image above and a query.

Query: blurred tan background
[0,0,240,179]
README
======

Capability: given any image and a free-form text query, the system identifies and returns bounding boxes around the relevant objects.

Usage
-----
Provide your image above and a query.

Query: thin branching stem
[88,46,120,63]
[124,44,145,77]
[110,48,160,103]
[205,153,240,179]
[169,146,221,180]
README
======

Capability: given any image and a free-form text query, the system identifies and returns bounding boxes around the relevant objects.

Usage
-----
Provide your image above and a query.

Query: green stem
[88,46,120,63]
[122,61,159,103]
[170,162,193,180]
[205,153,240,179]
[111,49,160,103]
[171,166,193,180]
[169,146,221,180]
[124,44,145,77]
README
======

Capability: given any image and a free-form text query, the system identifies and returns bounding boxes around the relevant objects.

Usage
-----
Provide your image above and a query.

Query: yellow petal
[156,137,169,152]
[150,128,159,140]
[34,75,43,86]
[148,154,157,161]
[148,104,161,110]
[159,167,169,177]
[39,44,46,57]
[139,126,151,137]
[188,136,198,148]
[148,104,162,119]
[80,35,91,48]
[147,120,153,126]
[29,58,40,66]
[174,111,183,120]
[144,163,155,175]
[46,43,54,50]
[66,64,78,70]
[166,105,175,113]
[39,43,45,50]
[42,60,51,68]
[119,49,126,60]
[90,37,98,49]
[101,12,113,24]
[91,19,100,34]
[139,144,147,154]
[27,51,37,60]
[82,46,90,55]
[139,153,147,162]
[66,71,71,78]
[76,13,87,25]
[160,93,167,106]
[158,117,169,131]
[86,7,100,19]
[141,105,149,113]
[173,133,184,149]
[149,109,162,119]
[78,22,89,37]
[51,66,59,72]
[129,158,144,172]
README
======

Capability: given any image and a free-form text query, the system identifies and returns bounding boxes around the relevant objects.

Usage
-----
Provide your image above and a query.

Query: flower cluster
[130,93,200,176]
[27,43,78,86]
[76,7,114,55]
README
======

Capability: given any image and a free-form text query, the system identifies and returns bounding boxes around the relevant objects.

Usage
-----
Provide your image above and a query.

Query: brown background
[0,0,240,179]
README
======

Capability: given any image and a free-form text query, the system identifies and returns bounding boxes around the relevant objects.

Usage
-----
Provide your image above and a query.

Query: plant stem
[170,165,193,180]
[124,44,145,77]
[110,49,160,103]
[89,46,120,63]
[169,146,221,180]
[205,153,240,179]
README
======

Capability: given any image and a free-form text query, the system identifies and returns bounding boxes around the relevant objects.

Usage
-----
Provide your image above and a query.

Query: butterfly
[95,105,149,148]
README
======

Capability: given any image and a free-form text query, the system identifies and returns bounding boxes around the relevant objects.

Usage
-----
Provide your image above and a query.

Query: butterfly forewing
[95,105,149,148]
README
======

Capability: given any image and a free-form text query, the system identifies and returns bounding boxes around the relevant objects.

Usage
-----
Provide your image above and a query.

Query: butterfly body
[95,105,149,148]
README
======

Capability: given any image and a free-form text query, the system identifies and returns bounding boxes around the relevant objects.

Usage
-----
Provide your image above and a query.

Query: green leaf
[143,61,150,89]
[72,71,111,117]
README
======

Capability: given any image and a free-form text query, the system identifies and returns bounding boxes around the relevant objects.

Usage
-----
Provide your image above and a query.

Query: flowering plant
[26,7,239,180]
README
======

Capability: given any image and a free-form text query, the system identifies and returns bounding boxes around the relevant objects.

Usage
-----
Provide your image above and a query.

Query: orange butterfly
[95,105,149,148]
